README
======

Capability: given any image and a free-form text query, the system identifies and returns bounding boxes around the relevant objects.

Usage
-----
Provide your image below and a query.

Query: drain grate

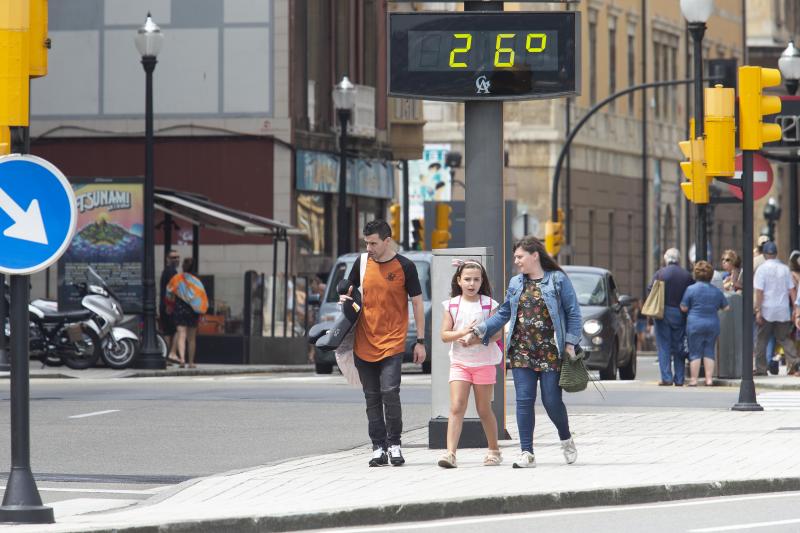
[776,427,800,431]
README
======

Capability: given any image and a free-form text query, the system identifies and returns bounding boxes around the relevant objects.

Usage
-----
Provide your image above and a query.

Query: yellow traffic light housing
[545,208,564,256]
[704,84,736,177]
[679,120,710,204]
[431,203,452,249]
[0,126,9,155]
[389,204,401,242]
[0,1,31,126]
[739,66,782,150]
[28,0,49,79]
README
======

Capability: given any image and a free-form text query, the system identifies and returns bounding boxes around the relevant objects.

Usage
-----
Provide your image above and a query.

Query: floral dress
[507,277,560,372]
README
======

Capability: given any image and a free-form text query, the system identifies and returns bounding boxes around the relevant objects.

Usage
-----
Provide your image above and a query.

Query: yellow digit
[494,33,516,68]
[526,33,547,53]
[449,33,472,68]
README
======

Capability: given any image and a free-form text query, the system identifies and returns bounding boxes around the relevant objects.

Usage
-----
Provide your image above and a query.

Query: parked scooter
[31,267,141,369]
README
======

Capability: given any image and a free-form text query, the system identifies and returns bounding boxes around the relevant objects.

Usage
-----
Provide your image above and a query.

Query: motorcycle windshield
[86,266,120,301]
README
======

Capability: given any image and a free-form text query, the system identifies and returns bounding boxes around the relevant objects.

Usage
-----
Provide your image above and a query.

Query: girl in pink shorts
[437,260,503,468]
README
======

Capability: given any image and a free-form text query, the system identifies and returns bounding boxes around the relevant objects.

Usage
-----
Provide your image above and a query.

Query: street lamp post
[333,77,356,255]
[133,13,165,369]
[779,41,800,251]
[681,0,714,262]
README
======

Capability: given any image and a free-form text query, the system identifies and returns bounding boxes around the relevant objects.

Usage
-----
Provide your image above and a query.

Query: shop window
[297,193,327,255]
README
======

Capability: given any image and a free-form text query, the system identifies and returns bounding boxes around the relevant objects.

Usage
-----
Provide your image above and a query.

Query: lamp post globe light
[333,76,357,255]
[779,41,800,251]
[681,0,713,262]
[779,41,800,96]
[133,13,166,369]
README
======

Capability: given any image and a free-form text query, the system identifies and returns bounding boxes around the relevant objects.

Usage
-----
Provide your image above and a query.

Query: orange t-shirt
[348,254,422,362]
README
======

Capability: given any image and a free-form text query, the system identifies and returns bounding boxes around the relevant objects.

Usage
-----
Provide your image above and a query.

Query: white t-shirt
[754,259,794,322]
[441,296,503,367]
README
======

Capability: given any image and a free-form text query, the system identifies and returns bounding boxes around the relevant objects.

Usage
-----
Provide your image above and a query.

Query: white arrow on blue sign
[0,155,77,275]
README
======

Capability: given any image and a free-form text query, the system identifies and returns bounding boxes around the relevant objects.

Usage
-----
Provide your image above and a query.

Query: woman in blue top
[466,236,583,468]
[680,260,730,387]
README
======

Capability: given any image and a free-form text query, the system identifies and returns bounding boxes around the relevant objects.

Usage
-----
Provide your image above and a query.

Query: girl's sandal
[437,452,457,469]
[483,450,502,466]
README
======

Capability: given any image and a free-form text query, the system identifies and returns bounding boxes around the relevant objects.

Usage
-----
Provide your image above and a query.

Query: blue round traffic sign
[0,155,77,275]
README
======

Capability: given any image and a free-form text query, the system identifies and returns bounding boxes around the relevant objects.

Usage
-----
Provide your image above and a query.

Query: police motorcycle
[30,267,140,369]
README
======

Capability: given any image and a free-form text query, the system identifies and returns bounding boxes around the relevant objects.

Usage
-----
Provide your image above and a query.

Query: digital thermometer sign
[389,12,580,100]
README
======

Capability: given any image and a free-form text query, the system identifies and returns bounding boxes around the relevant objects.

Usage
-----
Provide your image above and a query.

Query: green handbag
[559,352,589,393]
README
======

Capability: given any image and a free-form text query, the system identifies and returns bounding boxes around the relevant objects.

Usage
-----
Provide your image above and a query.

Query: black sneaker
[388,445,405,466]
[369,448,388,467]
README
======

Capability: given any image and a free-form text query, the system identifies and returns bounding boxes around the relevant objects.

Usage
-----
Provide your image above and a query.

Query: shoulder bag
[641,271,665,320]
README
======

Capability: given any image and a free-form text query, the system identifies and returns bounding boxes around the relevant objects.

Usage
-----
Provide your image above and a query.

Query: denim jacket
[474,270,583,358]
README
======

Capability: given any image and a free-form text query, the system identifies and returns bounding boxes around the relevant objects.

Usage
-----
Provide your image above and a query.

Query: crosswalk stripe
[757,392,800,410]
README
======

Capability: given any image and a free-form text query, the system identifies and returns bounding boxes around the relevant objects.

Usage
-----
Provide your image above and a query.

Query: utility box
[429,247,505,449]
[717,291,742,379]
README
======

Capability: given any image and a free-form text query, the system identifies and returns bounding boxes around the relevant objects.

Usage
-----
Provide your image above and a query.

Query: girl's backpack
[448,295,504,352]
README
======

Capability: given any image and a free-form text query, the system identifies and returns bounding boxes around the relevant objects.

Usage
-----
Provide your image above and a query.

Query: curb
[120,365,316,378]
[713,378,800,391]
[61,476,800,533]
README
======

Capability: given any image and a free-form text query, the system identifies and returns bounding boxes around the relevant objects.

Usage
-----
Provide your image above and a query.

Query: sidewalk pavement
[2,408,799,532]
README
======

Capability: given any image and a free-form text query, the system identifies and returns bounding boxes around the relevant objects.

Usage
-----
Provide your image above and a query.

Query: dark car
[309,251,432,374]
[563,266,637,380]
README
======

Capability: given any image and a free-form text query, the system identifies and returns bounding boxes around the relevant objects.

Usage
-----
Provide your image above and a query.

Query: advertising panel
[58,178,144,312]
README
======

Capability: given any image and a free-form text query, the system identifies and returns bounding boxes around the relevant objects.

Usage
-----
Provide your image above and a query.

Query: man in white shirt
[753,241,797,376]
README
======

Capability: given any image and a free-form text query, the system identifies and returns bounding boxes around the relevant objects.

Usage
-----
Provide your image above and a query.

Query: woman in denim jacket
[465,236,582,468]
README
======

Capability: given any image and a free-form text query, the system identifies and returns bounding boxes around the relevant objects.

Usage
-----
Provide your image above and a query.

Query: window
[628,32,635,113]
[589,209,596,265]
[609,17,617,111]
[608,212,614,270]
[653,42,661,118]
[297,193,328,256]
[589,11,598,105]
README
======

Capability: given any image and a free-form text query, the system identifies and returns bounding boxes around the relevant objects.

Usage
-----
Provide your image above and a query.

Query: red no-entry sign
[729,153,774,201]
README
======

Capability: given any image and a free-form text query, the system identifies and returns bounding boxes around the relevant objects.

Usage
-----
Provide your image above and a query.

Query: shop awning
[154,188,303,238]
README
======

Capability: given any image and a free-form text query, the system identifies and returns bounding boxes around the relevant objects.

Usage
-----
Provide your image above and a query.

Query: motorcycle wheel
[156,334,169,359]
[101,337,139,369]
[61,324,102,370]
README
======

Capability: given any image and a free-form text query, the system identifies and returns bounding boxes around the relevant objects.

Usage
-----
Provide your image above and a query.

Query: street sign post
[729,153,774,201]
[0,154,75,525]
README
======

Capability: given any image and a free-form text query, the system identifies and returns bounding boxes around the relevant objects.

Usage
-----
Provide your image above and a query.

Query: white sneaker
[512,451,536,468]
[388,445,405,466]
[561,437,577,464]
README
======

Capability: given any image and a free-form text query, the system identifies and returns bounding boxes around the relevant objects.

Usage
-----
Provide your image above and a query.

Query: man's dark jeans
[354,353,403,450]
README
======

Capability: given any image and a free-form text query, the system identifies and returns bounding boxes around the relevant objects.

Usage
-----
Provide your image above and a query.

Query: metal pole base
[731,380,763,411]
[0,468,53,524]
[428,418,488,449]
[131,347,165,369]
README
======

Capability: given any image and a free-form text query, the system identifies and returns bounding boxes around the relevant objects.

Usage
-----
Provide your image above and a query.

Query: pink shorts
[449,363,497,385]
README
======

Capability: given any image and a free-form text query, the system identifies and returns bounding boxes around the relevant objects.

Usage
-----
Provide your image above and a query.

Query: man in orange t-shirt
[342,219,426,467]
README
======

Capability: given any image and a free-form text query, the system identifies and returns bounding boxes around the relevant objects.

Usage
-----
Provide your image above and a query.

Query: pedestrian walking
[753,242,798,376]
[680,261,730,386]
[721,249,742,293]
[437,259,503,469]
[166,257,208,368]
[648,248,693,386]
[341,219,426,467]
[159,249,180,354]
[466,236,581,469]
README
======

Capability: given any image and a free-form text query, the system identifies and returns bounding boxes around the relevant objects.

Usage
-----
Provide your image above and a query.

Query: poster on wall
[58,178,145,312]
[406,143,452,243]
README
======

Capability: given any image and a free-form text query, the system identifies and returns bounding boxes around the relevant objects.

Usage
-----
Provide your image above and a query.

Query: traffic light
[738,66,782,151]
[0,127,9,155]
[704,84,736,177]
[29,0,50,79]
[411,218,424,250]
[0,3,31,126]
[545,208,564,256]
[389,204,401,242]
[431,203,452,249]
[679,120,710,204]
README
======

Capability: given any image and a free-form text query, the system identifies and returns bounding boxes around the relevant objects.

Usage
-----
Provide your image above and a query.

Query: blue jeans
[512,368,571,453]
[654,306,686,384]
